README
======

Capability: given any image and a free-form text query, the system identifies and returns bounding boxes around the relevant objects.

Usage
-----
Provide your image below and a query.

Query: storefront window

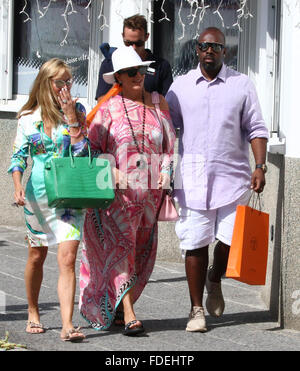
[153,0,240,77]
[13,0,90,97]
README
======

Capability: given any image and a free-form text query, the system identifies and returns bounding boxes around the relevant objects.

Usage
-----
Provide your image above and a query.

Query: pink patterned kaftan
[79,92,176,329]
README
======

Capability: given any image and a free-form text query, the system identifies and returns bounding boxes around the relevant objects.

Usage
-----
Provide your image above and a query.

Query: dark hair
[123,14,148,35]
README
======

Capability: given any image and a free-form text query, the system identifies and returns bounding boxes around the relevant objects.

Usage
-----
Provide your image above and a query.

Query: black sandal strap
[124,320,138,331]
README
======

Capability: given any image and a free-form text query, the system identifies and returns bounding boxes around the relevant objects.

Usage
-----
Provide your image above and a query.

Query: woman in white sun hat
[79,45,176,336]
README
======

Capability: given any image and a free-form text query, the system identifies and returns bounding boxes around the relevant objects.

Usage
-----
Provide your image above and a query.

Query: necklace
[121,91,146,168]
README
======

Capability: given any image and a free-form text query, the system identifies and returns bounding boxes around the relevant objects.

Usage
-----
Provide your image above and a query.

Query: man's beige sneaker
[205,267,225,317]
[186,306,207,332]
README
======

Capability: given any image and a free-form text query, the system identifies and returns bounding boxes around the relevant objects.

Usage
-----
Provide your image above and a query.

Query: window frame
[238,0,281,134]
[0,0,103,113]
[0,0,281,133]
[0,0,14,103]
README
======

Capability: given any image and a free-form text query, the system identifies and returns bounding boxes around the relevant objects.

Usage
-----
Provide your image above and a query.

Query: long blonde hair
[17,58,72,127]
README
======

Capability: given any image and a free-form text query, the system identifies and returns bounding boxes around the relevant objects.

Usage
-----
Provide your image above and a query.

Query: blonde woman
[8,58,87,342]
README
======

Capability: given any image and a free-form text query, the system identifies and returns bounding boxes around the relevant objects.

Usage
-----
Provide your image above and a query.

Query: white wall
[234,0,299,159]
[0,0,13,100]
[252,0,277,133]
[279,0,300,158]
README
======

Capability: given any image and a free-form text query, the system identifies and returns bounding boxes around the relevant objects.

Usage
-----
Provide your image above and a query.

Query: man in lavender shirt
[166,27,268,332]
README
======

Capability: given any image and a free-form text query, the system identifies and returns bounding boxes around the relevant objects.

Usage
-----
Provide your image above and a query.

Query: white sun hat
[103,45,154,84]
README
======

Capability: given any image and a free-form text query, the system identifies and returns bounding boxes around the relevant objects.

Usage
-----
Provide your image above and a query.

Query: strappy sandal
[123,320,145,336]
[114,311,125,326]
[26,321,46,334]
[61,327,85,342]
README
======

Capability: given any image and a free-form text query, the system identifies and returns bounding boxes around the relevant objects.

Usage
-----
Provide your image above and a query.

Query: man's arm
[160,60,173,96]
[241,78,269,194]
[165,80,184,131]
[250,138,268,193]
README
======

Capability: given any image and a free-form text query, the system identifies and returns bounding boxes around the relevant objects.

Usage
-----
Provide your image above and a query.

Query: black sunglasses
[123,39,145,47]
[118,66,148,78]
[197,42,224,53]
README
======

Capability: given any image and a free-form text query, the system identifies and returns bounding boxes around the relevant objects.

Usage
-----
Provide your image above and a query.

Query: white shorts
[175,190,251,251]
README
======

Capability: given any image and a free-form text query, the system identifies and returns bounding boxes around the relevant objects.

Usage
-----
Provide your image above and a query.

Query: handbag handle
[69,142,92,169]
[247,191,262,211]
[152,91,162,124]
[152,91,174,188]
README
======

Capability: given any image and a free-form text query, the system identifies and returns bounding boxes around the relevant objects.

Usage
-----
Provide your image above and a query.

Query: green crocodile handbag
[44,144,115,209]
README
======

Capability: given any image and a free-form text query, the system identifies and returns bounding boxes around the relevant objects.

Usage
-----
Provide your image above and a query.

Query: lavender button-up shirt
[166,64,269,211]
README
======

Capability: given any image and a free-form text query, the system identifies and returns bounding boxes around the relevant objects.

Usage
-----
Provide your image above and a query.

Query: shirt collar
[196,63,227,84]
[32,107,65,129]
[145,48,153,59]
[32,108,43,129]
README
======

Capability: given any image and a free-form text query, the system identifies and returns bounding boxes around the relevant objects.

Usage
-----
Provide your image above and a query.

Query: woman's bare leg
[57,240,83,339]
[122,289,142,329]
[24,243,48,333]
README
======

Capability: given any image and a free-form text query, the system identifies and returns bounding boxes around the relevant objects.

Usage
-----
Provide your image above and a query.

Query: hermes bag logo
[250,237,257,251]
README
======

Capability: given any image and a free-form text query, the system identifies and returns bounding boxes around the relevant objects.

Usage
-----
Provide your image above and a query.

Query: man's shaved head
[199,27,226,46]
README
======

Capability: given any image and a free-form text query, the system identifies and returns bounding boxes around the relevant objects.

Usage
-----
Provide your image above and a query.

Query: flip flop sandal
[61,327,85,342]
[26,321,46,334]
[114,311,125,326]
[123,320,145,336]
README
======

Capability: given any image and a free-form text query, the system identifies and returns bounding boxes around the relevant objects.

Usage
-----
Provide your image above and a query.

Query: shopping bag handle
[69,142,92,168]
[247,191,262,212]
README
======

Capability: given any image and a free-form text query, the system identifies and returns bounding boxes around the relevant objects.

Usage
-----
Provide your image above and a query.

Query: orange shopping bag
[226,194,269,285]
[86,83,122,127]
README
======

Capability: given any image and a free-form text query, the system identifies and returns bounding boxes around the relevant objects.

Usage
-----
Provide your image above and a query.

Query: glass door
[153,0,243,77]
[13,0,90,98]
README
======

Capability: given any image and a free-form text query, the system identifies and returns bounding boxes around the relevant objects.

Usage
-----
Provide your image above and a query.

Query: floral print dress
[79,92,176,329]
[8,103,88,247]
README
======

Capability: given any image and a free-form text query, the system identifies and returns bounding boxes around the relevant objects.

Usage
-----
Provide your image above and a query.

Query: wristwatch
[68,122,80,128]
[255,164,268,173]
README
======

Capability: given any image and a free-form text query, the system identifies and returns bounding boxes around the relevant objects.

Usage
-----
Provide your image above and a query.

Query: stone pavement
[0,224,300,353]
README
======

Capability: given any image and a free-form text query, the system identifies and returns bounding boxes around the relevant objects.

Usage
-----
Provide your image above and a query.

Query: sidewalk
[0,224,299,352]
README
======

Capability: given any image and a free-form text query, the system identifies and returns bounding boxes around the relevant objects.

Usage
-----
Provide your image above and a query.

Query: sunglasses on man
[123,39,145,47]
[197,42,224,53]
[53,78,73,89]
[118,66,148,78]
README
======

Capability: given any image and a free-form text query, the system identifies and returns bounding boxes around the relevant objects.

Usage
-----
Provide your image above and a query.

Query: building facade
[0,0,299,331]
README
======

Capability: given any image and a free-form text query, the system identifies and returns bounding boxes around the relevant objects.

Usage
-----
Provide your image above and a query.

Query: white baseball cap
[103,45,154,84]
